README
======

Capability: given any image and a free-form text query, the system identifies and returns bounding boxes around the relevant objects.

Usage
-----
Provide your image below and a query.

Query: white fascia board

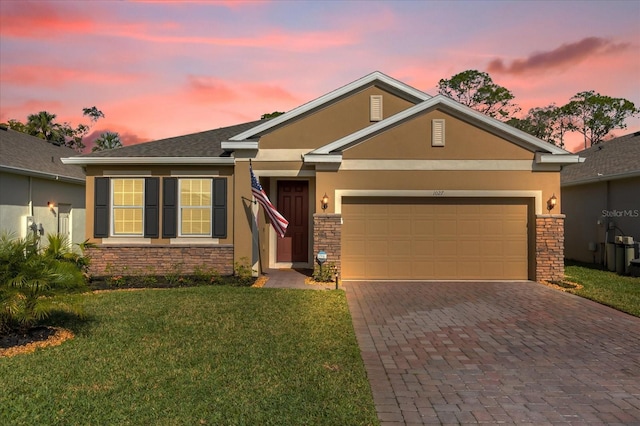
[311,95,573,156]
[220,141,259,150]
[228,71,430,142]
[303,154,343,164]
[535,152,585,164]
[0,165,85,184]
[61,157,236,165]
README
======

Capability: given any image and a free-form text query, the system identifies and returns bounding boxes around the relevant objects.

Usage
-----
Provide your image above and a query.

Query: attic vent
[370,95,383,122]
[432,119,445,147]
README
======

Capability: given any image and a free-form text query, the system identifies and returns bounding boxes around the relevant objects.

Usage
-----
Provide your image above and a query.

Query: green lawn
[0,287,379,426]
[565,263,640,317]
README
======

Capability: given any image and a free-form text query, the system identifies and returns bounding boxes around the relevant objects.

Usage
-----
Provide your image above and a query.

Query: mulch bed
[0,326,74,358]
[540,280,583,292]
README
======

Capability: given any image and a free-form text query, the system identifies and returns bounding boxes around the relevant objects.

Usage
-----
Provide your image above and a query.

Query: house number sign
[433,190,445,196]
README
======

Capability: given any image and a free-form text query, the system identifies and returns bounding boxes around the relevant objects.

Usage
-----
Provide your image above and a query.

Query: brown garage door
[341,197,529,280]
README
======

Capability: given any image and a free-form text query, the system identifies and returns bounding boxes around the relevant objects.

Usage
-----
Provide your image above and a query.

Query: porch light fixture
[547,194,557,212]
[48,201,55,210]
[321,193,329,211]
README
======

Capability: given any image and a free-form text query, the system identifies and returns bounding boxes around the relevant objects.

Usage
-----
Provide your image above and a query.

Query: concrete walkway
[345,281,640,425]
[261,268,336,290]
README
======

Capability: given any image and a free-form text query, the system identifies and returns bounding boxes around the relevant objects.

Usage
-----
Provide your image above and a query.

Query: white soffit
[228,71,431,142]
[221,141,259,150]
[535,153,585,164]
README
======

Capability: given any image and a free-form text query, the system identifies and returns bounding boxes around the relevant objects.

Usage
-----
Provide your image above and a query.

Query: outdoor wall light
[547,194,557,212]
[48,201,55,210]
[321,193,329,211]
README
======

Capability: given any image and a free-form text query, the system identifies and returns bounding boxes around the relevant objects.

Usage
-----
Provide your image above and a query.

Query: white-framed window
[179,178,212,236]
[112,178,144,236]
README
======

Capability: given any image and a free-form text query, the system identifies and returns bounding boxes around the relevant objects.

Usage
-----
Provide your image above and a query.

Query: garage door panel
[342,199,529,280]
[391,219,412,236]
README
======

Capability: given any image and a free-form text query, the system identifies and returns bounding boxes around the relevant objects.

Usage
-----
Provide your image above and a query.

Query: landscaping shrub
[313,262,336,282]
[232,257,254,286]
[0,233,88,333]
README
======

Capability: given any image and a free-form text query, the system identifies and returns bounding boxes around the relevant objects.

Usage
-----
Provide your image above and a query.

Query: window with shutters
[179,179,212,236]
[112,178,144,235]
[97,176,224,240]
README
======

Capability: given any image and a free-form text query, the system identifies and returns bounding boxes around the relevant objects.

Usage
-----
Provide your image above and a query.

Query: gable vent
[432,119,445,147]
[370,95,383,122]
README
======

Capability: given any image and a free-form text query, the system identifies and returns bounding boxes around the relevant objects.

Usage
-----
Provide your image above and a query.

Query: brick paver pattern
[345,281,640,425]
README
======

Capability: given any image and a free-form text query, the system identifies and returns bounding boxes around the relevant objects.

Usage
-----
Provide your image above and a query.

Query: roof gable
[310,95,571,156]
[0,127,85,182]
[226,71,430,143]
[342,108,534,161]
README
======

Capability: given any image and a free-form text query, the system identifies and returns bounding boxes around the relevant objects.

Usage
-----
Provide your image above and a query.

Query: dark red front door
[277,181,309,263]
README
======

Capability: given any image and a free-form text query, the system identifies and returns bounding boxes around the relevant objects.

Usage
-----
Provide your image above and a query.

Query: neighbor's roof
[0,126,85,183]
[561,131,640,186]
[63,120,262,165]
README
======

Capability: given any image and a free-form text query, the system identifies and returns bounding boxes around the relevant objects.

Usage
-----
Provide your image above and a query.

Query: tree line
[4,69,638,152]
[437,70,638,149]
[3,106,122,152]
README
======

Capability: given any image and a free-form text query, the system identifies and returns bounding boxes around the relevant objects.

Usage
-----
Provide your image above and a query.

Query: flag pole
[249,159,263,274]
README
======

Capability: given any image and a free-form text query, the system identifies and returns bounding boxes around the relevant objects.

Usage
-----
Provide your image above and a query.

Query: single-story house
[561,131,640,266]
[63,72,582,281]
[0,124,86,245]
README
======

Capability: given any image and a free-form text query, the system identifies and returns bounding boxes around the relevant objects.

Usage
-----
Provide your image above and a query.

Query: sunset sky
[1,0,638,153]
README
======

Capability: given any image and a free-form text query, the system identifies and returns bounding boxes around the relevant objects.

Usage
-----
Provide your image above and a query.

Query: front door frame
[268,177,314,269]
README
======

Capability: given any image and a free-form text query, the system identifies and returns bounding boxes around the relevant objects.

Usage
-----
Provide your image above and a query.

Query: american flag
[250,165,289,238]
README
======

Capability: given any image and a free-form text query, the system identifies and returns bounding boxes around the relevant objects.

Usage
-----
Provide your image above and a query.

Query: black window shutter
[163,177,178,238]
[94,177,110,238]
[212,178,227,238]
[144,178,159,238]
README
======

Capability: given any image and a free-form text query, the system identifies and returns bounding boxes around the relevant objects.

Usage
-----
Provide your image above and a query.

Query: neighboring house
[63,72,581,281]
[0,125,86,246]
[561,131,640,265]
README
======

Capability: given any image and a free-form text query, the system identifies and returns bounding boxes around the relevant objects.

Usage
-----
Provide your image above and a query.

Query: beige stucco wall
[563,176,640,264]
[316,170,561,214]
[259,85,416,150]
[344,110,533,160]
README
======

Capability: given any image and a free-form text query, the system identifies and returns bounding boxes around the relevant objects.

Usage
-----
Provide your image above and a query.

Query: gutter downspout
[29,176,33,216]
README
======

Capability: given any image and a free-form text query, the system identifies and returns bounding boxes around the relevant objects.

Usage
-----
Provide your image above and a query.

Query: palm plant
[0,233,88,333]
[92,131,123,152]
[26,111,60,142]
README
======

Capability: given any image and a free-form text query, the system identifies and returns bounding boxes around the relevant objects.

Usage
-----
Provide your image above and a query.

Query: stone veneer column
[313,213,342,276]
[536,214,565,282]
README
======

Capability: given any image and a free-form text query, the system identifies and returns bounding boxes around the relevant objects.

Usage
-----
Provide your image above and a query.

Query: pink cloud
[184,76,301,106]
[488,37,631,75]
[0,2,97,38]
[185,76,239,104]
[0,65,143,88]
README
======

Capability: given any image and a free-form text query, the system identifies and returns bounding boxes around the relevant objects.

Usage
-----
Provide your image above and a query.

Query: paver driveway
[345,281,640,425]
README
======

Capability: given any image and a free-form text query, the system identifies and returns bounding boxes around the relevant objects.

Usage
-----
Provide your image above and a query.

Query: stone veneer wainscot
[536,215,565,282]
[86,245,234,277]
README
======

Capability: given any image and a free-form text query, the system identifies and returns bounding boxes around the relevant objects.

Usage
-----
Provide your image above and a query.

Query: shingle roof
[0,126,85,182]
[561,131,640,186]
[74,120,262,158]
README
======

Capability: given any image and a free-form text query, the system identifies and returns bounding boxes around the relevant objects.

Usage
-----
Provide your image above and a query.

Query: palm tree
[92,131,123,152]
[26,111,60,142]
